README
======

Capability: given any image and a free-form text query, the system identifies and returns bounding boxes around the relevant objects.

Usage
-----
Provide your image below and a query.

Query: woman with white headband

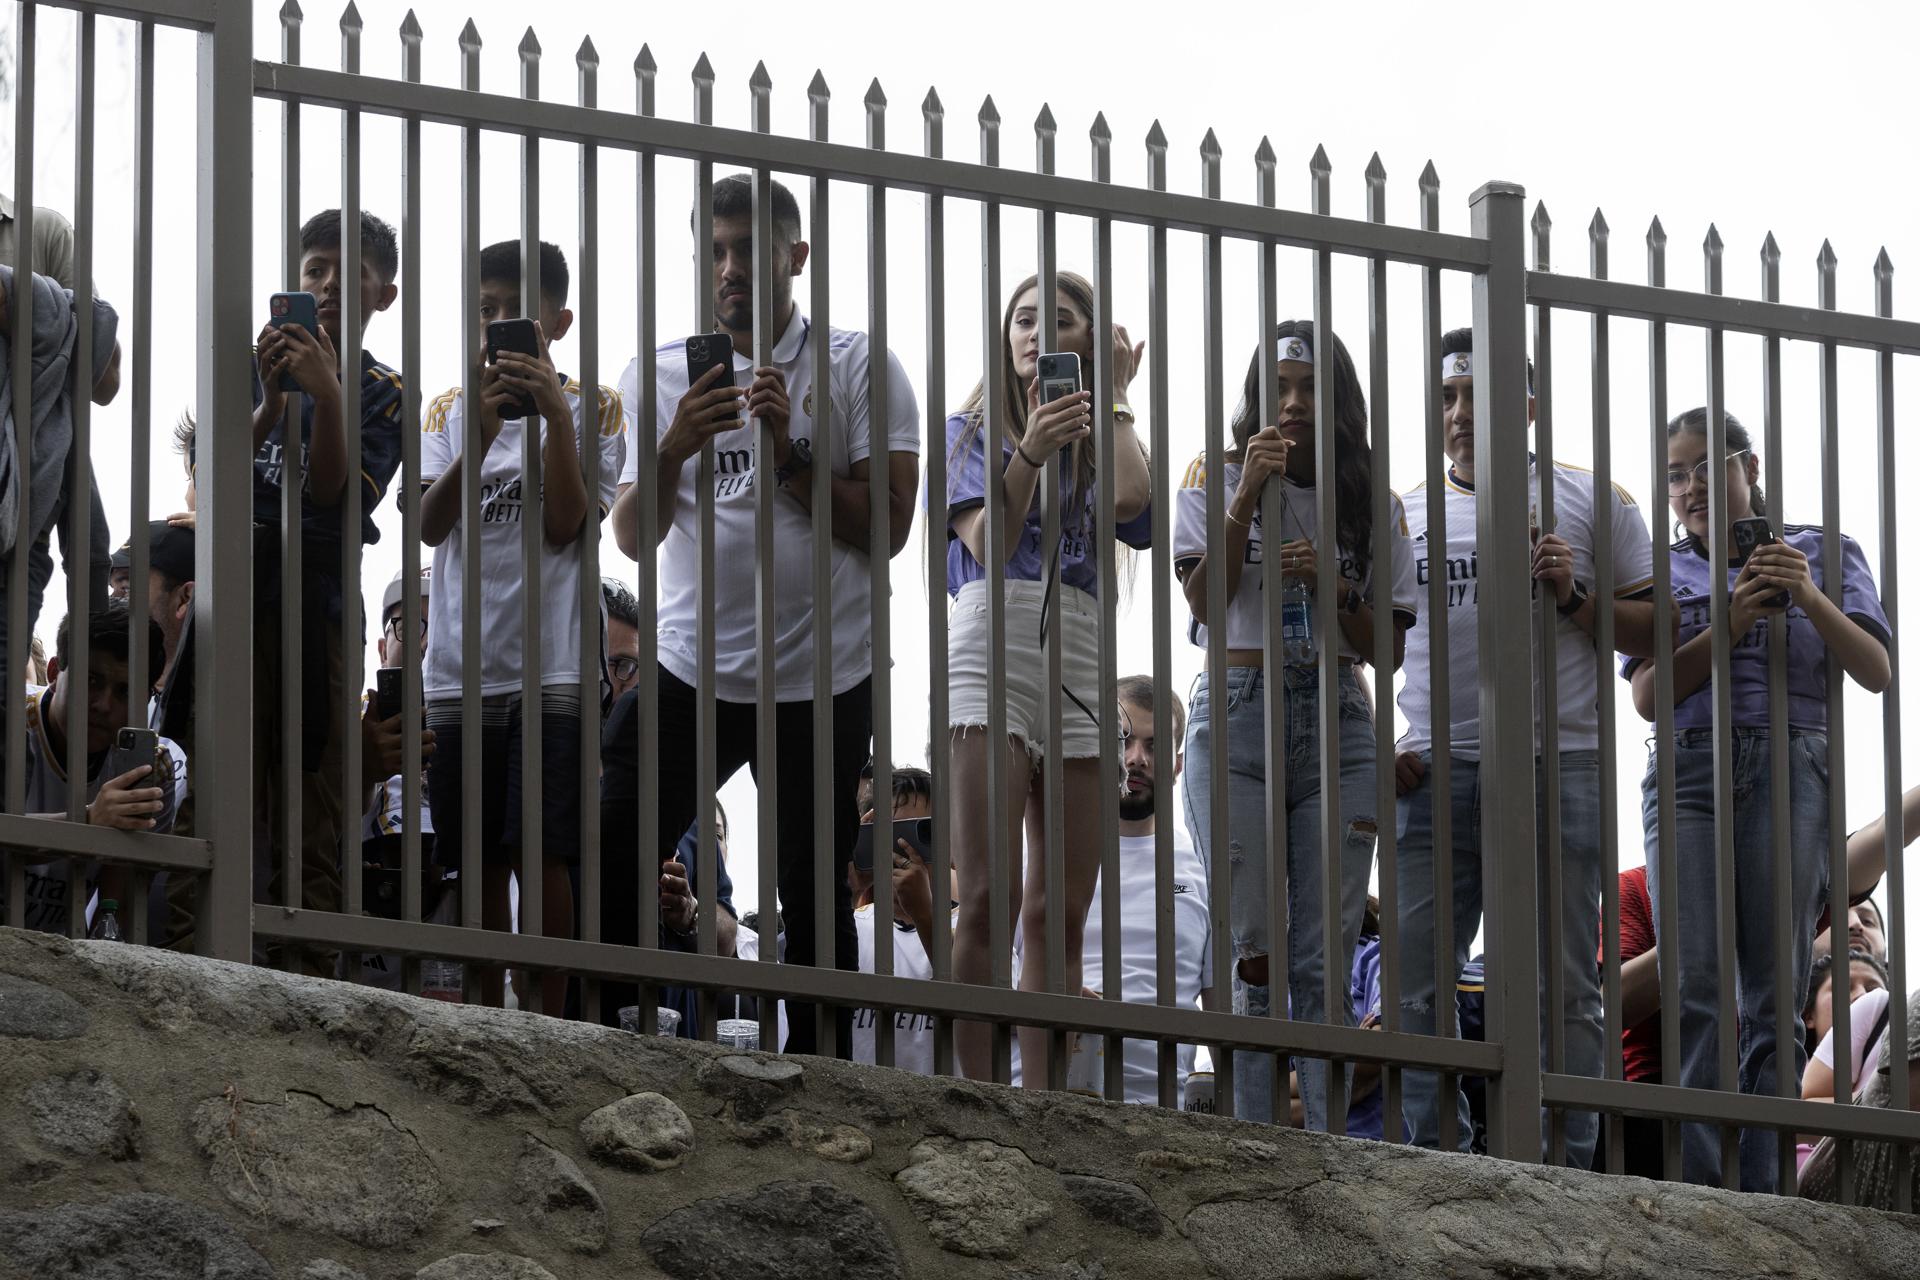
[1173,319,1417,1128]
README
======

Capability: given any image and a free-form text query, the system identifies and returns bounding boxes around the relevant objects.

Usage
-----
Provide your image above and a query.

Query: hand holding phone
[485,318,543,421]
[660,335,745,466]
[268,292,319,392]
[851,816,934,874]
[375,666,403,722]
[1024,352,1091,456]
[1732,516,1790,608]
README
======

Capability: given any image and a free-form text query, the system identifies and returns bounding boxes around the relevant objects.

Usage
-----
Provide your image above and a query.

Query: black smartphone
[485,317,542,420]
[1037,351,1081,406]
[851,817,934,874]
[684,332,737,392]
[268,291,318,392]
[375,666,403,722]
[115,726,165,785]
[1732,515,1790,607]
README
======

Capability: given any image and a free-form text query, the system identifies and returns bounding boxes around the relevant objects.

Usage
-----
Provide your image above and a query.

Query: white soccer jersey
[420,379,626,698]
[852,903,957,1075]
[618,307,921,704]
[1172,456,1419,660]
[1395,458,1655,759]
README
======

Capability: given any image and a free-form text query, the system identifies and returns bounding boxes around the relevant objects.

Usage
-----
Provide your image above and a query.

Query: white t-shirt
[1172,457,1419,660]
[3,685,187,935]
[1395,459,1655,758]
[852,902,957,1075]
[733,927,789,1048]
[420,380,626,698]
[618,307,921,703]
[1813,986,1893,1096]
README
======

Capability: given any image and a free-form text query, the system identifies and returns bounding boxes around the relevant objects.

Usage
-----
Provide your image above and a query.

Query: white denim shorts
[947,577,1104,760]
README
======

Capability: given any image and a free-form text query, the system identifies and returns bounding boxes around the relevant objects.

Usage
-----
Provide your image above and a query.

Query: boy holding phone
[419,239,625,1013]
[241,208,405,977]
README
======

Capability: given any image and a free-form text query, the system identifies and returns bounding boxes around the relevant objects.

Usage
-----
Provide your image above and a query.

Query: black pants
[599,666,870,1058]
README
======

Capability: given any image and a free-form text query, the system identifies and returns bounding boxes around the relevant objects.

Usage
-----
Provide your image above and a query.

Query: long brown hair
[950,271,1101,522]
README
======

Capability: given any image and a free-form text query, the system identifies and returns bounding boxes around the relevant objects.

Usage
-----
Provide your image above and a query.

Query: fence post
[1470,180,1542,1162]
[196,0,256,963]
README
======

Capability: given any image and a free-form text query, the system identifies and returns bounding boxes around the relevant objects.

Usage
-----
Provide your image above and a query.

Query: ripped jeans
[1182,664,1379,1129]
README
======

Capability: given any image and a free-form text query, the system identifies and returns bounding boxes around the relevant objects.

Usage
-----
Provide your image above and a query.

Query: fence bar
[64,10,97,873]
[1523,270,1920,355]
[129,15,157,946]
[1531,204,1565,1164]
[867,80,896,1070]
[979,97,1013,1085]
[6,0,34,909]
[196,0,256,963]
[1760,231,1794,1192]
[512,25,546,1010]
[632,43,662,1023]
[1542,1074,1920,1144]
[747,61,780,1053]
[456,19,484,976]
[921,86,953,1079]
[1590,209,1624,1175]
[338,4,366,937]
[1198,126,1233,1118]
[1873,247,1910,1211]
[1034,104,1066,1091]
[273,0,304,956]
[1089,112,1122,1103]
[1645,216,1682,1179]
[805,70,834,1054]
[690,53,719,1037]
[1419,163,1459,1155]
[1145,122,1176,1111]
[575,34,603,1022]
[1365,152,1401,1143]
[1471,180,1541,1162]
[1309,144,1345,1137]
[396,7,423,991]
[1252,136,1286,1120]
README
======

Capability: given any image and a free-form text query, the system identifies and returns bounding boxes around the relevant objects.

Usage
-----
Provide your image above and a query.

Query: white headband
[1442,351,1472,380]
[1277,336,1314,365]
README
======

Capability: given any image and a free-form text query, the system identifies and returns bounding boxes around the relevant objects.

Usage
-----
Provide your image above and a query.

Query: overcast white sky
[4,0,1917,961]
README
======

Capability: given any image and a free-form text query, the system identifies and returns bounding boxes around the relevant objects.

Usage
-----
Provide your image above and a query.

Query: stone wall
[1,926,1916,1279]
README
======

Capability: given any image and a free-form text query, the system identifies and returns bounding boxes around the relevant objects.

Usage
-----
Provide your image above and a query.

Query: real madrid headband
[1277,336,1314,365]
[1442,352,1473,380]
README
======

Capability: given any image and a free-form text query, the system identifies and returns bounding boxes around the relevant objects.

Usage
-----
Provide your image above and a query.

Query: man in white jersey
[1078,678,1212,1105]
[601,174,921,1054]
[1392,327,1665,1166]
[846,767,949,1073]
[0,602,185,935]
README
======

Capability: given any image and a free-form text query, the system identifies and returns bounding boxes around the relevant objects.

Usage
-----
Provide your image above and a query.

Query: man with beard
[1074,676,1212,1104]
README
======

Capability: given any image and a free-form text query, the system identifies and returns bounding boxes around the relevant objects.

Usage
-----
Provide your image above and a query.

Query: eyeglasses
[1666,448,1749,495]
[383,613,425,641]
[609,655,642,684]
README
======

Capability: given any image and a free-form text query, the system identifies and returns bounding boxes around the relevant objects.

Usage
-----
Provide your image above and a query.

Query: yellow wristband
[1112,404,1136,425]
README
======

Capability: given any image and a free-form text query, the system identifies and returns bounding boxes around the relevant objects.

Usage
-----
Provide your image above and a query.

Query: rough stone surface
[1061,1173,1161,1236]
[579,1091,694,1171]
[24,1069,138,1159]
[0,972,88,1039]
[190,1089,443,1246]
[414,1254,558,1280]
[894,1137,1055,1257]
[0,1193,272,1279]
[6,926,1920,1280]
[641,1180,903,1280]
[513,1134,607,1253]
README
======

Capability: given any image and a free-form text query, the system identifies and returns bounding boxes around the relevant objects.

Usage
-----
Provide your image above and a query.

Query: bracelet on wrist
[1015,442,1045,469]
[1225,508,1251,529]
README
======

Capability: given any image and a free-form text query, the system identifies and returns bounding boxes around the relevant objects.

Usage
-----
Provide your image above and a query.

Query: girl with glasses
[1622,406,1890,1192]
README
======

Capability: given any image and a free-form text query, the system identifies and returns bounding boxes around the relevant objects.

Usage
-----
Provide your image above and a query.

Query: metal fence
[2,0,1914,1207]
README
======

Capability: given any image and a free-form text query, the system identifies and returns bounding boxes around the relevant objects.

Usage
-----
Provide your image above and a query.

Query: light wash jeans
[1394,750,1606,1168]
[1183,664,1378,1130]
[1642,728,1828,1193]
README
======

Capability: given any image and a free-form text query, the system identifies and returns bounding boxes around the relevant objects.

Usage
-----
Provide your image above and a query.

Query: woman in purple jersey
[941,270,1151,1085]
[1624,406,1890,1192]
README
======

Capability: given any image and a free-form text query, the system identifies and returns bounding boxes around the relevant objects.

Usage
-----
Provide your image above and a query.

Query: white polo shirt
[420,380,626,698]
[1396,458,1655,759]
[618,307,921,703]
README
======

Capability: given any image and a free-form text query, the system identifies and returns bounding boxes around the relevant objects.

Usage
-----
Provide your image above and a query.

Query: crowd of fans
[0,174,1913,1202]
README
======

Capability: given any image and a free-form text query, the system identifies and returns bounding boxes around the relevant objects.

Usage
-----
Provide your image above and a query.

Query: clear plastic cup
[715,1017,761,1051]
[1064,1031,1107,1097]
[616,1006,683,1037]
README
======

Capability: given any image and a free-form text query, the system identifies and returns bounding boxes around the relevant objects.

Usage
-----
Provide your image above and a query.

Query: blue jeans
[1183,664,1378,1129]
[1395,750,1606,1167]
[1642,728,1828,1193]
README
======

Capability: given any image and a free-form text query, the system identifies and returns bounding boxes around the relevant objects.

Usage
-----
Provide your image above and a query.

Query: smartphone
[485,317,542,421]
[684,332,737,392]
[1732,515,1790,608]
[851,817,935,874]
[375,666,403,722]
[115,726,165,785]
[268,291,318,392]
[1037,351,1081,406]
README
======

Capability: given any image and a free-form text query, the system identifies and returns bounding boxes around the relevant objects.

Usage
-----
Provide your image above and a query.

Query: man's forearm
[305,383,348,506]
[540,408,590,548]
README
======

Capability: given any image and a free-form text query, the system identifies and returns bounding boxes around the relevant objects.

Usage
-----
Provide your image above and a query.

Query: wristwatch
[774,437,813,487]
[1557,581,1590,617]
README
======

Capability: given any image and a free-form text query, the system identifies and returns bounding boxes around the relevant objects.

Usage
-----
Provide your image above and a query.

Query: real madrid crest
[1285,339,1305,360]
[802,388,814,419]
[1452,354,1469,374]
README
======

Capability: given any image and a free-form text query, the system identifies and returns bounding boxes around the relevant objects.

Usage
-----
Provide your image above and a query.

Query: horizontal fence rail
[0,0,1912,1213]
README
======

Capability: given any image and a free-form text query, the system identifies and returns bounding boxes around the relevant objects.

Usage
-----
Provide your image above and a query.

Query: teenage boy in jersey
[1392,327,1664,1167]
[421,239,625,1014]
[247,208,404,974]
[0,601,184,934]
[1082,677,1212,1105]
[602,174,921,1054]
[845,767,948,1073]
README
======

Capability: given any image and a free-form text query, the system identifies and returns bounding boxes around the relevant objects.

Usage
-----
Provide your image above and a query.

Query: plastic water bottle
[1281,575,1315,665]
[89,899,122,942]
